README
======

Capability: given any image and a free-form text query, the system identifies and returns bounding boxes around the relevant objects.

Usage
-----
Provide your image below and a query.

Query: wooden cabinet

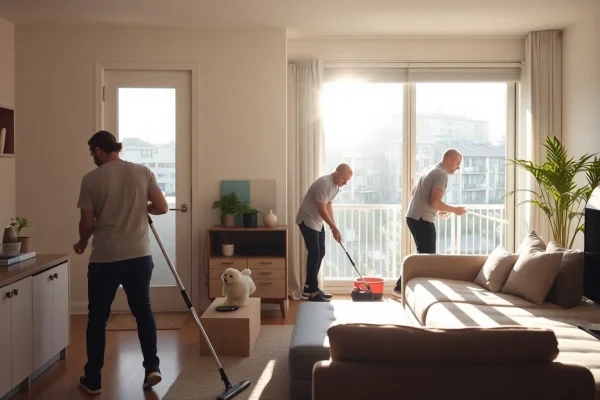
[32,262,70,371]
[207,226,288,317]
[0,256,70,399]
[0,276,33,398]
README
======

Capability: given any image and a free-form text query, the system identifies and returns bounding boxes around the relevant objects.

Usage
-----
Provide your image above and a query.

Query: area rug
[106,312,190,331]
[164,325,293,400]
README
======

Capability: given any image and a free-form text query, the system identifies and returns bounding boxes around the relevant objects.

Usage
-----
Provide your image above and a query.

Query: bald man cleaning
[393,149,467,296]
[296,163,353,302]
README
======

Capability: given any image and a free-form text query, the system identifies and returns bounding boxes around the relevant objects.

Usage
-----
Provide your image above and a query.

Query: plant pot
[18,237,30,253]
[222,244,234,257]
[224,213,236,227]
[243,213,257,228]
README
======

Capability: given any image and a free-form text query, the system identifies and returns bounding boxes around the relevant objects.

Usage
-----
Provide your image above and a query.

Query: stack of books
[0,251,36,266]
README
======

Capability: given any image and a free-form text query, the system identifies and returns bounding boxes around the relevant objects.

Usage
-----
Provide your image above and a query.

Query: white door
[103,69,192,312]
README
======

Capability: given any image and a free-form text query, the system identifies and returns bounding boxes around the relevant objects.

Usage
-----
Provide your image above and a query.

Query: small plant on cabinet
[10,216,31,252]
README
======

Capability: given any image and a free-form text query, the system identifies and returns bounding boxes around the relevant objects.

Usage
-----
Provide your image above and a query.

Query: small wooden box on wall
[206,225,288,317]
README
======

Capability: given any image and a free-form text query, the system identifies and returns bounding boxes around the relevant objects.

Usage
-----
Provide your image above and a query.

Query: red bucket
[352,277,385,298]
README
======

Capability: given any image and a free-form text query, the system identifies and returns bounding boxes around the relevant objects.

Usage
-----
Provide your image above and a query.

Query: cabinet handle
[12,289,18,296]
[259,282,273,285]
[50,275,54,281]
[54,273,58,279]
[5,291,12,299]
[259,272,272,275]
[221,262,234,265]
[259,261,272,265]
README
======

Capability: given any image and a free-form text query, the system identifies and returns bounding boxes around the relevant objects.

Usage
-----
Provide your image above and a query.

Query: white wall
[15,25,287,309]
[288,36,525,61]
[563,12,600,250]
[0,16,14,229]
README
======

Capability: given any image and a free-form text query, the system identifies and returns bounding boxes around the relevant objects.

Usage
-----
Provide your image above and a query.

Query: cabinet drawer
[209,258,247,270]
[209,278,286,299]
[247,257,285,270]
[210,266,284,280]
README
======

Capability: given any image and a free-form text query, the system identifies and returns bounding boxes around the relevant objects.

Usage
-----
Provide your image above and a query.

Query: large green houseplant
[507,136,600,249]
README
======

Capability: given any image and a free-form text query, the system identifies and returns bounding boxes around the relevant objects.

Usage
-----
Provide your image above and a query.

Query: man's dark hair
[88,130,123,153]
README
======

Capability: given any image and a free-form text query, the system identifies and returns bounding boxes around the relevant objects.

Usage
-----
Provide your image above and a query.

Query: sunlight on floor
[248,359,276,399]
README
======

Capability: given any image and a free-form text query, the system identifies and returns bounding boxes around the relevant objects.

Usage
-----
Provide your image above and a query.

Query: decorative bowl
[1,242,21,257]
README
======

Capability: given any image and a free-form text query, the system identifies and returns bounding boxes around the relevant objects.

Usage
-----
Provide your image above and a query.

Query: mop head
[217,379,251,400]
[351,288,375,302]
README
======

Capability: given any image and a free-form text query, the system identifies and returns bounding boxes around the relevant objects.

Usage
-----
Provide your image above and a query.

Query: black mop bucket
[339,242,381,301]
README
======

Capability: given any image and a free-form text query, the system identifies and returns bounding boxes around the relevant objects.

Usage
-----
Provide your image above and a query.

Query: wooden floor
[9,300,304,400]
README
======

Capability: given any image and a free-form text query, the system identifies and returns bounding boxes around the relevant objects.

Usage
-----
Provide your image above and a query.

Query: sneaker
[143,370,162,389]
[308,292,329,302]
[303,287,333,300]
[79,375,102,395]
[392,286,402,297]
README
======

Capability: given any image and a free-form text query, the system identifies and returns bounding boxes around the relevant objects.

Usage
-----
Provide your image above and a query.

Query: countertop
[0,254,70,289]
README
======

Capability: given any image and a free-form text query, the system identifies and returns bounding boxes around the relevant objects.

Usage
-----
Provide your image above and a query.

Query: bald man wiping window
[393,149,467,296]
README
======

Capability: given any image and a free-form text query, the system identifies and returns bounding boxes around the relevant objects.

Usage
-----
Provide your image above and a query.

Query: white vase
[263,209,278,228]
[224,213,236,227]
[222,244,234,257]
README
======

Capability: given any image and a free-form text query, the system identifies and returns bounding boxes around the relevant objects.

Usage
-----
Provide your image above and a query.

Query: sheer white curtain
[516,30,562,245]
[287,59,325,300]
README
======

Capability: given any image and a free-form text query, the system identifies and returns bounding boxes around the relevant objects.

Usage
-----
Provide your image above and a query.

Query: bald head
[332,163,353,187]
[441,148,462,174]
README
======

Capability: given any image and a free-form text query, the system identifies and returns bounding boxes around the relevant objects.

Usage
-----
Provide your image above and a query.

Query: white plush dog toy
[221,268,256,307]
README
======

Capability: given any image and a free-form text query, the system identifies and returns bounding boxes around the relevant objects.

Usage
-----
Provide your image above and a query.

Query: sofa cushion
[405,277,558,325]
[423,301,600,393]
[518,230,547,252]
[328,323,559,364]
[474,245,518,292]
[546,241,584,308]
[501,242,563,304]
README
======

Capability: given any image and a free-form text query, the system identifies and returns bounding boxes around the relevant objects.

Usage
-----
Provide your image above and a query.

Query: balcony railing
[322,203,508,281]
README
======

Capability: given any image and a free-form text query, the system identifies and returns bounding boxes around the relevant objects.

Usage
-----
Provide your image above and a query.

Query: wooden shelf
[207,226,289,317]
[0,107,15,156]
[0,153,15,158]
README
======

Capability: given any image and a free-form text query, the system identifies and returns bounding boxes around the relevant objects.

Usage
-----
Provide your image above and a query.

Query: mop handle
[339,241,371,291]
[147,215,225,371]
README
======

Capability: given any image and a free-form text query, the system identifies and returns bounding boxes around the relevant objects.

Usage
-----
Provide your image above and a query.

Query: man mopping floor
[74,130,169,395]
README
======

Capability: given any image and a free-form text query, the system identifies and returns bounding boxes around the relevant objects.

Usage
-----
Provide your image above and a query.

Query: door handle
[169,203,188,212]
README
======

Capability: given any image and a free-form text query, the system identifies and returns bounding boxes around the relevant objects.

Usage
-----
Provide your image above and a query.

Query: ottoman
[288,300,408,400]
[199,297,261,357]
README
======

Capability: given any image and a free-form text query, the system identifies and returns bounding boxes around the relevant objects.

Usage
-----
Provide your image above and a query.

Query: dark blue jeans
[298,222,325,292]
[84,255,159,383]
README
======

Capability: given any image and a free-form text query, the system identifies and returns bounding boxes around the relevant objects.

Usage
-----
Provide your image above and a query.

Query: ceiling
[0,0,597,37]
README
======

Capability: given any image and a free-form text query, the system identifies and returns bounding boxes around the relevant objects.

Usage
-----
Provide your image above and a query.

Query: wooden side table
[199,297,261,357]
[206,225,289,317]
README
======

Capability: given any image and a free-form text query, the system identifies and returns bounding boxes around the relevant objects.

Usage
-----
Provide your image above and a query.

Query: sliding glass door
[320,65,517,292]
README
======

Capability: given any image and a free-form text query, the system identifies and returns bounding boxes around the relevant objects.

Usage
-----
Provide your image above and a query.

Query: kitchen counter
[0,253,70,289]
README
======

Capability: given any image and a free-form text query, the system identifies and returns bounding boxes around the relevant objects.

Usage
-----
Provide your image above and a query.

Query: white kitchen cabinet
[0,277,33,398]
[32,262,70,371]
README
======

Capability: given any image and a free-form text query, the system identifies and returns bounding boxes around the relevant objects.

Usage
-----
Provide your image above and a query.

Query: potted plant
[212,193,242,227]
[220,233,234,257]
[507,136,600,249]
[239,201,261,228]
[10,217,31,253]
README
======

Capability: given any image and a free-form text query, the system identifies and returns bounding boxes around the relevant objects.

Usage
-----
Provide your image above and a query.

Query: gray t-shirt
[295,174,339,231]
[406,163,448,223]
[77,159,161,263]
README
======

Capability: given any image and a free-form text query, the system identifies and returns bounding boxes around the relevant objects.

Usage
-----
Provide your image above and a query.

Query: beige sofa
[312,252,600,399]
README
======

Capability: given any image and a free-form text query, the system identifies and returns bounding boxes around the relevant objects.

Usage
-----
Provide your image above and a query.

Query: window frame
[320,63,519,293]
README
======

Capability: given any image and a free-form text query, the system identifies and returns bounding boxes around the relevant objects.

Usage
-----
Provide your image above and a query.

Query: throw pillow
[501,245,563,304]
[545,241,584,308]
[517,230,546,253]
[474,245,519,292]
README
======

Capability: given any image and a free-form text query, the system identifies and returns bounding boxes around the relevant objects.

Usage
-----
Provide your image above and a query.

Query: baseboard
[70,302,88,314]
